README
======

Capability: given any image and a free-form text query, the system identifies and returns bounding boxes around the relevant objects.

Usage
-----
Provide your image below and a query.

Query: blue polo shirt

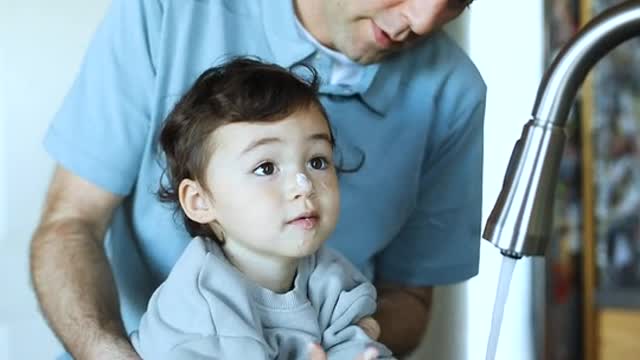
[45,0,486,335]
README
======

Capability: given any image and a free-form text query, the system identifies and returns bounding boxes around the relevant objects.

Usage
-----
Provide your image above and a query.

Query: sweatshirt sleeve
[308,247,395,360]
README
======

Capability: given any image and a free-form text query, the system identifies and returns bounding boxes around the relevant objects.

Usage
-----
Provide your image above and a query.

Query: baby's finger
[356,347,379,360]
[307,343,327,360]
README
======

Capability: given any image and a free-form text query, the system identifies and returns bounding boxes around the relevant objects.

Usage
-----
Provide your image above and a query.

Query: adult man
[31,0,485,359]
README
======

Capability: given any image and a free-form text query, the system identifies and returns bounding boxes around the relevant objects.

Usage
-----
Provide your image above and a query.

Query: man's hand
[357,316,381,340]
[373,284,433,356]
[307,343,379,360]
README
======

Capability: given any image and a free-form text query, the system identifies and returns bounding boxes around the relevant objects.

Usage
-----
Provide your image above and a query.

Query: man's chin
[348,48,395,64]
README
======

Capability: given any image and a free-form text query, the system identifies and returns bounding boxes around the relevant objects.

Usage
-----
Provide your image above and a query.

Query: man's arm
[30,166,137,360]
[373,283,433,356]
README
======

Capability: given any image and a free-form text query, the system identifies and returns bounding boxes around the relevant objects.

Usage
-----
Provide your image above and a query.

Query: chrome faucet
[483,0,640,259]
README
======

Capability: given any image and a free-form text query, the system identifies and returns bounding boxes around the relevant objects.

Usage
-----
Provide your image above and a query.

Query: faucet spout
[483,0,640,257]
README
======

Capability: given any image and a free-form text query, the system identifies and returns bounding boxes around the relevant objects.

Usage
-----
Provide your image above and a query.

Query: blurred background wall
[0,1,111,358]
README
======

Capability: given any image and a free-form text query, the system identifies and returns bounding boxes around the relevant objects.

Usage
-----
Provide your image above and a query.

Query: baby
[130,58,394,360]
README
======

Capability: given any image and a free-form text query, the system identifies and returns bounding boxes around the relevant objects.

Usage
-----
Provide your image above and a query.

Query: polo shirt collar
[358,60,403,115]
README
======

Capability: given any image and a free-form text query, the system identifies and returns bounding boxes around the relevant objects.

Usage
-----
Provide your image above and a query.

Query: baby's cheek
[242,208,276,239]
[317,178,340,215]
[318,170,339,191]
[230,195,270,225]
[317,179,340,200]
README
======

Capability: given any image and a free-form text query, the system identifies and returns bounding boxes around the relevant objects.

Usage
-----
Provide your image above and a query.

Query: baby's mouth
[287,212,319,230]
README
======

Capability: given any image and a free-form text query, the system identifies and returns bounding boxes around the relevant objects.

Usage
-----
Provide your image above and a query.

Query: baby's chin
[287,236,326,258]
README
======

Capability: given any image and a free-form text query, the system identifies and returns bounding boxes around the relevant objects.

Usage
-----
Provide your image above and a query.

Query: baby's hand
[307,343,379,360]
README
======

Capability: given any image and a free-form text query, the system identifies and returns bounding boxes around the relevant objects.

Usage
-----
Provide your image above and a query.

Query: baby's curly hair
[157,57,332,243]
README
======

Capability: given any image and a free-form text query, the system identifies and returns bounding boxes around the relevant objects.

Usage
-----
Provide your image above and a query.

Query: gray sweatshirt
[131,237,394,359]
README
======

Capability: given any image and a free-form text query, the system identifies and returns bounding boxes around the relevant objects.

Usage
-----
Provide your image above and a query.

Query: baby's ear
[178,179,216,224]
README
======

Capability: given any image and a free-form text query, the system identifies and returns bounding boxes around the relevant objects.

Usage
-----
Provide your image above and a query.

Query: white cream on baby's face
[203,107,340,260]
[295,173,313,194]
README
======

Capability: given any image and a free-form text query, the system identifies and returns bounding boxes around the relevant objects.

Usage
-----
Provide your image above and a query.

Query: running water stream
[485,255,518,360]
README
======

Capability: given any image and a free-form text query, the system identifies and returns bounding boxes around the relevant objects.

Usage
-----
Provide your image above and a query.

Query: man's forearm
[30,221,136,359]
[373,288,433,356]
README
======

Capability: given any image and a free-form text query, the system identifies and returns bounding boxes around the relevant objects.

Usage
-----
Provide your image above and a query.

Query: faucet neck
[533,0,640,128]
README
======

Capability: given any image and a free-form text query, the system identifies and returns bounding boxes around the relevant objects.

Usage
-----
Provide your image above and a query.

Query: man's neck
[293,0,333,49]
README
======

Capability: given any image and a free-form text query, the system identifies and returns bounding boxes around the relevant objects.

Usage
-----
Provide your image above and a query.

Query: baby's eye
[253,162,277,176]
[309,157,329,170]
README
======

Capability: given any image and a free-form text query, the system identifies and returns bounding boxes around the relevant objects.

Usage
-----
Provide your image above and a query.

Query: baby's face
[203,107,340,259]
